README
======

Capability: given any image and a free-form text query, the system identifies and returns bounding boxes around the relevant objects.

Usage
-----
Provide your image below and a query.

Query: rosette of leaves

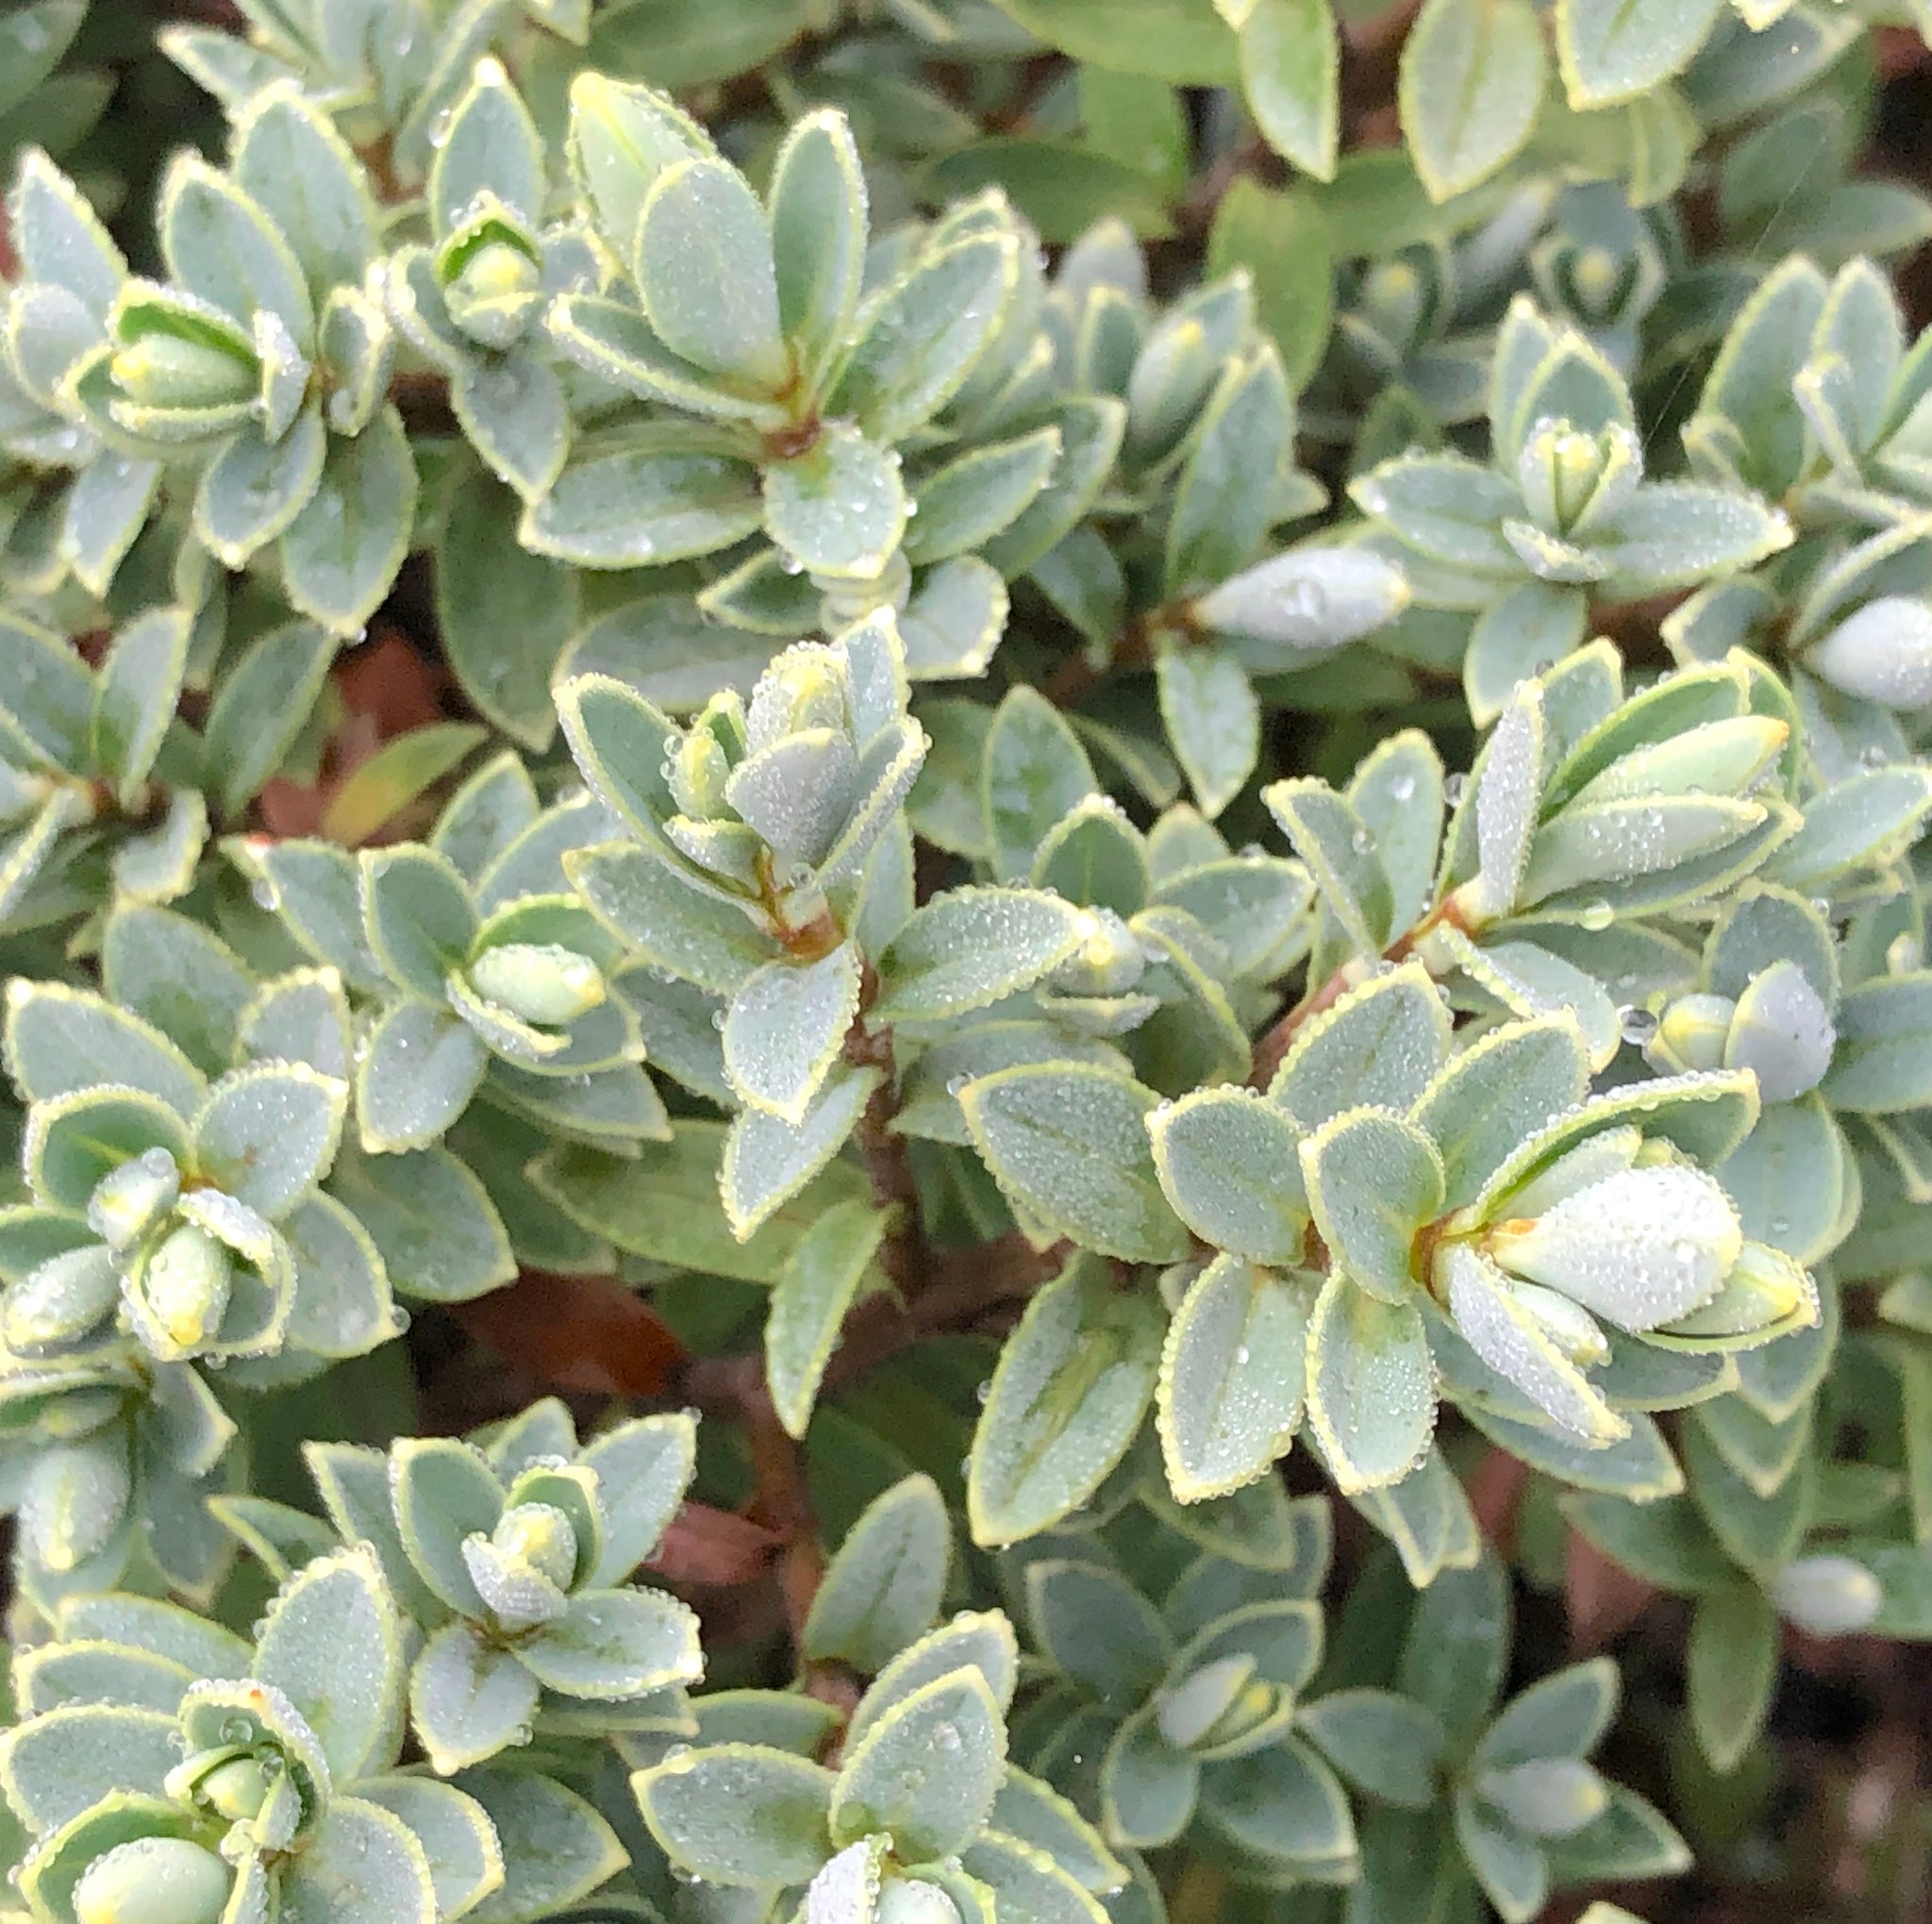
[1684,255,1932,545]
[1302,241,1494,443]
[231,756,670,1256]
[1353,299,1795,719]
[1307,1551,1686,1924]
[1525,183,1670,377]
[559,611,928,1237]
[87,88,411,637]
[1,150,156,605]
[0,606,209,933]
[380,58,589,510]
[158,0,591,186]
[1329,1545,1676,1924]
[0,956,406,1604]
[1007,1552,1355,1885]
[299,1402,703,1775]
[0,1544,611,1924]
[891,734,1318,1174]
[1565,1278,1932,1781]
[633,1606,1125,1922]
[543,77,1036,622]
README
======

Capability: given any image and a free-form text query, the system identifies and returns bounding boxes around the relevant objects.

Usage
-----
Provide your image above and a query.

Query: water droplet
[1578,898,1614,930]
[1618,1005,1658,1046]
[1444,773,1470,808]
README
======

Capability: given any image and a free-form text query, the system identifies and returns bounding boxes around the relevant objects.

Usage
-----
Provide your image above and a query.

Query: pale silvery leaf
[959,1063,1189,1264]
[1306,1272,1436,1493]
[966,1256,1163,1548]
[1441,1245,1627,1444]
[1556,0,1723,108]
[828,1669,1005,1861]
[763,425,908,580]
[768,109,868,386]
[1399,0,1547,204]
[1156,640,1257,822]
[637,159,789,391]
[874,888,1092,1022]
[1191,546,1409,653]
[1158,1254,1308,1503]
[1241,0,1341,182]
[1489,1163,1743,1330]
[1147,1086,1308,1265]
[724,944,862,1123]
[1474,683,1545,920]
[803,1474,948,1673]
[1724,959,1835,1105]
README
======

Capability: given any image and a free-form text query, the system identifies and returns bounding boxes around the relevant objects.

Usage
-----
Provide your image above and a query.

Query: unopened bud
[1156,1654,1258,1750]
[110,331,256,411]
[136,1223,234,1355]
[88,1146,180,1252]
[1050,908,1142,997]
[1646,992,1735,1076]
[445,240,542,351]
[1773,1554,1883,1636]
[492,1500,579,1591]
[1489,1161,1741,1332]
[4,1244,121,1355]
[669,723,733,818]
[196,1755,271,1821]
[74,1838,231,1924]
[467,943,606,1028]
[1477,1758,1608,1837]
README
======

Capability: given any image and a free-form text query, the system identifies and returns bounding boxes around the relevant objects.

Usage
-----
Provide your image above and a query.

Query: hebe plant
[1,0,1931,1920]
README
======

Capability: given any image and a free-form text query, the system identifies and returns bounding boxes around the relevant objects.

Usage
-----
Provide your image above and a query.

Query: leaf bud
[134,1222,235,1356]
[1191,547,1410,654]
[1772,1553,1883,1636]
[468,943,607,1028]
[1642,992,1736,1076]
[1487,1162,1742,1331]
[1475,1758,1608,1837]
[463,1547,570,1630]
[1048,908,1143,997]
[492,1499,580,1591]
[195,1755,272,1822]
[73,1838,231,1924]
[747,644,849,751]
[110,330,257,411]
[445,240,543,351]
[88,1146,181,1252]
[1155,1653,1259,1750]
[669,720,735,818]
[1522,418,1612,532]
[4,1244,121,1356]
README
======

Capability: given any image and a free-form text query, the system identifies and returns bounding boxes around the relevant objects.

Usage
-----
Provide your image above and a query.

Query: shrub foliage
[1,1,1931,1921]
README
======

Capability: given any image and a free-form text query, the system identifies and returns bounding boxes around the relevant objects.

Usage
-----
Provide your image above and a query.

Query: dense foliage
[2,0,1932,1919]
